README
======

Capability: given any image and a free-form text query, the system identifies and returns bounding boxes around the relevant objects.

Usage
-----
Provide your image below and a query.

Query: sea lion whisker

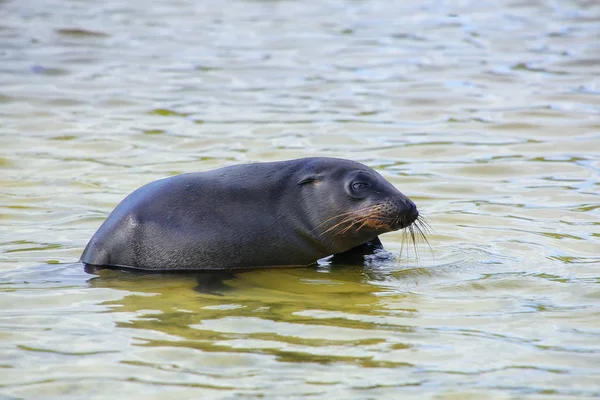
[322,202,393,237]
[335,204,379,221]
[409,225,420,266]
[323,214,367,238]
[313,205,380,235]
[355,218,372,233]
[397,221,415,264]
[320,214,371,249]
[339,214,373,235]
[414,222,430,246]
[414,219,429,238]
[313,213,355,235]
[406,228,412,263]
[398,230,404,263]
[399,226,409,264]
[414,222,434,262]
[414,217,429,232]
[417,216,435,234]
[319,210,372,235]
[320,213,365,236]
[421,220,433,236]
[417,221,433,237]
[320,219,351,237]
[314,208,368,229]
[335,218,360,236]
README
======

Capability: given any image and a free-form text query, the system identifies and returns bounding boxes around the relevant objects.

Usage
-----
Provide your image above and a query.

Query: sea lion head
[296,158,420,253]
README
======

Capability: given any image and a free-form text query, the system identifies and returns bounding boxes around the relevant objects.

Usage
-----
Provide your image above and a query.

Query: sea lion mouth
[390,207,419,230]
[371,200,432,263]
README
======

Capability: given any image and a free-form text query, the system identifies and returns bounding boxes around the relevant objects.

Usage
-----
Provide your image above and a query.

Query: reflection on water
[1,0,599,398]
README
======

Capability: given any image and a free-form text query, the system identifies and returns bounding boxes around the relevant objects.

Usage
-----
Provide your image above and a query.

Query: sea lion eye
[352,182,370,191]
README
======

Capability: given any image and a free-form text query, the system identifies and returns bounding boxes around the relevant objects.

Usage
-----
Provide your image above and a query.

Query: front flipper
[330,236,385,265]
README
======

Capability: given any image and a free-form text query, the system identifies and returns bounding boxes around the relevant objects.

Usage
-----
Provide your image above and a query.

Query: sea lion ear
[298,174,323,185]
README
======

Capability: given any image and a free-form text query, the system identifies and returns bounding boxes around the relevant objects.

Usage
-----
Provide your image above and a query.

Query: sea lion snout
[396,197,419,229]
[373,195,418,231]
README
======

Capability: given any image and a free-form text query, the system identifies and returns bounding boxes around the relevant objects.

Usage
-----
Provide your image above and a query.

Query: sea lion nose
[409,200,419,219]
[402,198,419,226]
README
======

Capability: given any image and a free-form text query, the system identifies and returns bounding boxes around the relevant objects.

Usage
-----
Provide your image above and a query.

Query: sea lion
[80,157,419,271]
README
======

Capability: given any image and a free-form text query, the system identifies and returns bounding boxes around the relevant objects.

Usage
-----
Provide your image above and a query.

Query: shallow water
[1,0,599,398]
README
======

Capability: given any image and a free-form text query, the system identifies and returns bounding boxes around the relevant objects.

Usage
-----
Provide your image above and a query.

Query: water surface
[1,0,599,398]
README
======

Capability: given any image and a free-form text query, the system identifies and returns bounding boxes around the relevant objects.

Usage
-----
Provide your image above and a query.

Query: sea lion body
[81,157,418,271]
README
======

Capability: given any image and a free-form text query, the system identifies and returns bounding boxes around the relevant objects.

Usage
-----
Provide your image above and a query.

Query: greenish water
[1,0,599,398]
